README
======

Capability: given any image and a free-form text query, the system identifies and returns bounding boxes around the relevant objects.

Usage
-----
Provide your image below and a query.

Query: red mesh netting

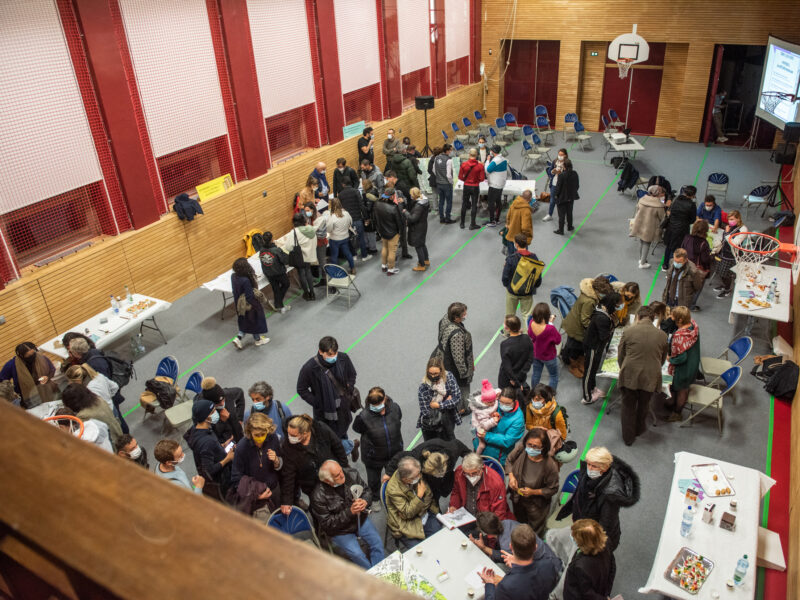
[402,67,432,109]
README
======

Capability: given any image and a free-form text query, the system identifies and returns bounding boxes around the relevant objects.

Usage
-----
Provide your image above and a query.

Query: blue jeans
[341,437,354,455]
[548,184,557,216]
[399,511,443,548]
[531,357,559,390]
[353,220,368,258]
[113,404,130,434]
[331,518,385,569]
[329,238,354,269]
[437,184,453,220]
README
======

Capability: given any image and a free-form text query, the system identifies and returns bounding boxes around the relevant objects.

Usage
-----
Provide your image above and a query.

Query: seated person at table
[0,342,58,408]
[385,456,442,548]
[479,523,562,600]
[310,460,385,569]
[696,195,722,232]
[449,452,513,522]
[470,512,561,572]
[505,428,559,534]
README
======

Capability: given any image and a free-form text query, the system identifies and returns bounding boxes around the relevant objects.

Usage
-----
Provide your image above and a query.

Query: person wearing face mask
[279,414,348,515]
[542,149,568,222]
[310,162,329,201]
[630,184,667,269]
[524,384,568,443]
[662,188,698,268]
[696,194,722,232]
[713,209,748,298]
[352,387,404,500]
[477,136,490,162]
[229,412,283,515]
[664,306,701,423]
[662,248,704,308]
[296,175,319,213]
[184,399,235,501]
[432,144,456,224]
[245,380,291,441]
[552,159,579,235]
[296,336,359,460]
[485,145,509,226]
[449,452,513,522]
[360,158,385,195]
[358,127,375,165]
[332,157,360,197]
[382,128,400,167]
[561,277,614,375]
[476,388,525,464]
[581,293,620,405]
[681,219,712,310]
[115,434,149,468]
[278,211,319,300]
[1,342,57,408]
[417,356,462,441]
[154,439,205,494]
[610,281,641,326]
[431,302,474,414]
[403,187,431,272]
[385,456,442,547]
[199,377,245,446]
[555,447,640,553]
[310,460,383,568]
[506,428,559,534]
[61,383,123,447]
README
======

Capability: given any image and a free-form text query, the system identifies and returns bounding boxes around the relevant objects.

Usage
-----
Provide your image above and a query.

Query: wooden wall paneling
[654,43,689,139]
[122,216,198,302]
[183,190,249,284]
[0,280,56,359]
[555,39,581,125]
[240,171,293,239]
[578,41,607,131]
[37,242,133,333]
[675,43,714,142]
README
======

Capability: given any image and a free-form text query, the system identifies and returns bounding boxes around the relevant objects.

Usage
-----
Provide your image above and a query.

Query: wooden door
[503,41,560,125]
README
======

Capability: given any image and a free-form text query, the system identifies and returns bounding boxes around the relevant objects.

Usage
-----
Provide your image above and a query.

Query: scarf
[14,354,56,405]
[316,357,344,421]
[668,321,699,375]
[430,378,447,403]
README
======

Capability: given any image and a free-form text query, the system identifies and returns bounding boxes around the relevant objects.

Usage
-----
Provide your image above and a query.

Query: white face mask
[466,474,481,486]
[532,401,545,410]
[288,435,302,444]
[587,468,603,479]
[129,445,142,460]
[409,476,421,485]
[171,455,185,465]
[388,134,394,140]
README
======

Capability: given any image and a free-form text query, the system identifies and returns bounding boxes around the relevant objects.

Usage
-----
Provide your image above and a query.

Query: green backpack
[510,254,545,295]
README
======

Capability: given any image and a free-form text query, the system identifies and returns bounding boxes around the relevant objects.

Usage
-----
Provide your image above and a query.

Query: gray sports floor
[111,133,780,598]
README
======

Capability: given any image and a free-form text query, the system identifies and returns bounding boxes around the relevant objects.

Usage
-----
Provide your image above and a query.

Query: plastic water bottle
[680,505,694,537]
[110,295,119,314]
[733,554,749,586]
[125,285,133,304]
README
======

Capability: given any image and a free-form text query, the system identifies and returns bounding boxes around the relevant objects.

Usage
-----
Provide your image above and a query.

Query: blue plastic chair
[532,133,551,162]
[503,112,517,126]
[267,506,321,547]
[481,455,505,481]
[535,104,549,120]
[488,127,509,154]
[701,336,753,381]
[453,139,469,160]
[156,356,179,383]
[741,185,772,218]
[462,116,479,142]
[323,264,360,307]
[563,112,578,140]
[181,370,204,402]
[601,114,616,133]
[441,129,449,143]
[574,121,592,150]
[452,121,468,143]
[535,115,555,143]
[521,139,542,170]
[608,108,624,127]
[522,124,535,140]
[706,172,729,204]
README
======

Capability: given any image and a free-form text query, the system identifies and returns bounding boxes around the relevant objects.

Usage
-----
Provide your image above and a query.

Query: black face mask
[428,374,440,382]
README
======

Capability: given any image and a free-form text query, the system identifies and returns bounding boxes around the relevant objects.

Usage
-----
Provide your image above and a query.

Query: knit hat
[480,379,497,404]
[192,399,215,424]
[200,377,225,404]
[491,145,502,155]
[382,187,396,198]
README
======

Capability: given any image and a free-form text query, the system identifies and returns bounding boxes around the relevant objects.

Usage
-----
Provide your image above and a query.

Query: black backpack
[103,351,135,389]
[145,378,177,409]
[764,361,798,402]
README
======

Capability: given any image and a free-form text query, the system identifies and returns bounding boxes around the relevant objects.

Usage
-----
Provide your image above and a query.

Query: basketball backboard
[608,25,650,64]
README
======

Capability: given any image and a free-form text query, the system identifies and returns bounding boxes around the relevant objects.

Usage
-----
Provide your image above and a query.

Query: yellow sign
[196,174,234,201]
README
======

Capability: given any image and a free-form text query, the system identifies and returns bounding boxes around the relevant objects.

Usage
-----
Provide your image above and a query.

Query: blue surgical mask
[324,355,337,364]
[525,447,542,457]
[253,402,265,411]
[587,468,603,479]
[369,403,384,413]
[531,401,545,410]
[674,261,685,269]
[305,211,313,218]
[498,403,513,413]
[616,304,624,311]
[209,411,220,425]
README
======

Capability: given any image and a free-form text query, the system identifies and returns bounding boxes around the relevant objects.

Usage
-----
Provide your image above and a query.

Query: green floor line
[693,147,710,186]
[476,328,503,365]
[643,255,666,304]
[406,431,423,451]
[580,383,614,462]
[754,393,776,600]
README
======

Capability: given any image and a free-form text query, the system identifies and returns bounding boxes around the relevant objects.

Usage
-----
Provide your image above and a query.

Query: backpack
[550,404,571,433]
[509,165,524,180]
[764,360,798,402]
[510,254,545,295]
[243,228,262,257]
[145,378,177,409]
[103,351,135,389]
[550,286,578,319]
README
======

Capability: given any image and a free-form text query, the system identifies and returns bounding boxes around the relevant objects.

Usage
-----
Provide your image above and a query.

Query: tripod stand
[421,107,432,157]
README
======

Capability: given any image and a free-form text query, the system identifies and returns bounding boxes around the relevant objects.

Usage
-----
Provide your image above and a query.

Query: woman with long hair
[303,201,329,286]
[326,197,355,274]
[0,342,57,408]
[295,176,318,213]
[61,383,123,446]
[231,257,269,349]
[417,356,462,441]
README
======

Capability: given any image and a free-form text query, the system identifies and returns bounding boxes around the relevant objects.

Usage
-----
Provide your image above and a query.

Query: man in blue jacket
[311,162,330,203]
[485,145,509,226]
[479,524,561,600]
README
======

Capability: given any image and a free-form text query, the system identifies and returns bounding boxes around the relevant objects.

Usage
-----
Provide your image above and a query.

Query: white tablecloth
[39,294,171,359]
[640,451,775,599]
[201,253,294,295]
[597,327,672,385]
[728,263,791,323]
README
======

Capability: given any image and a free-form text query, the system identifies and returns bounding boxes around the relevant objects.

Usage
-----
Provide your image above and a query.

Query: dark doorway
[503,41,560,126]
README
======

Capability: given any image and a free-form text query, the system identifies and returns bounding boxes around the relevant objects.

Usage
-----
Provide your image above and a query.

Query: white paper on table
[463,564,486,591]
[758,473,776,498]
[436,507,476,530]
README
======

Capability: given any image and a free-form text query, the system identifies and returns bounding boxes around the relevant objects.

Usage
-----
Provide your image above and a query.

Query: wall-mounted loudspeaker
[415,96,435,110]
[783,122,800,143]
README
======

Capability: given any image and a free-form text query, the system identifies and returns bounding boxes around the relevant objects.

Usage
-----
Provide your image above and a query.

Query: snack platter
[663,547,714,595]
[691,463,735,498]
[735,297,772,311]
[126,299,156,316]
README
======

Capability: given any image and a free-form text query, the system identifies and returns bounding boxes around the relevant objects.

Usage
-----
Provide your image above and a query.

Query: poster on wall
[342,120,366,140]
[196,174,233,201]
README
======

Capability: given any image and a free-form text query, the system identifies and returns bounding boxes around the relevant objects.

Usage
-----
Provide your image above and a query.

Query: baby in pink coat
[469,379,500,454]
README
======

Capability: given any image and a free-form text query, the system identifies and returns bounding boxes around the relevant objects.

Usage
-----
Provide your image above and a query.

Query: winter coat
[682,233,712,273]
[583,308,614,352]
[332,166,360,198]
[458,158,486,187]
[296,353,357,439]
[505,196,533,244]
[352,398,404,467]
[486,558,563,600]
[385,438,470,503]
[664,196,697,248]
[373,199,404,239]
[338,186,365,221]
[184,425,231,492]
[555,169,579,205]
[477,401,525,464]
[662,259,705,308]
[485,154,509,189]
[83,349,124,406]
[417,371,463,429]
[562,278,599,342]
[278,225,319,264]
[279,420,348,504]
[432,315,474,386]
[310,468,372,538]
[502,249,542,297]
[524,399,568,441]
[388,152,419,190]
[173,193,204,221]
[258,242,288,277]
[557,457,641,552]
[505,445,560,530]
[361,165,385,195]
[498,334,534,389]
[311,168,330,199]
[668,322,701,390]
[449,465,514,520]
[404,198,429,247]
[385,470,439,540]
[326,210,352,242]
[230,434,282,491]
[470,397,499,431]
[630,194,666,243]
[617,320,669,393]
[232,274,267,335]
[563,548,616,600]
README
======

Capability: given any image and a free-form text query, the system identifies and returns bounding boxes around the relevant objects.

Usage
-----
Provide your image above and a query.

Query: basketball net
[617,58,633,79]
[728,231,798,280]
[761,91,795,114]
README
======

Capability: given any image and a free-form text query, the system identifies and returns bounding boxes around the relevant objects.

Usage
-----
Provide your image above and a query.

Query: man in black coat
[197,377,245,445]
[662,187,697,270]
[553,159,579,235]
[296,336,359,460]
[352,390,403,497]
[372,188,406,274]
[338,180,370,262]
[184,399,235,499]
[402,193,430,271]
[310,461,384,569]
[332,157,360,197]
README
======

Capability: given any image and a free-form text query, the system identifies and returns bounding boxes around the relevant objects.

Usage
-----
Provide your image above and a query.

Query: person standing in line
[581,293,619,405]
[332,157,360,197]
[458,148,486,230]
[528,303,561,390]
[662,248,704,309]
[560,277,614,376]
[360,159,385,195]
[562,519,617,600]
[501,233,541,319]
[338,180,371,264]
[417,356,463,441]
[357,127,375,166]
[713,209,748,299]
[245,380,292,440]
[382,128,401,168]
[184,399,235,500]
[383,170,413,260]
[505,428,559,534]
[552,159,579,236]
[310,162,330,203]
[664,306,701,423]
[433,144,456,224]
[485,145,509,226]
[617,307,669,445]
[504,191,534,255]
[154,439,205,494]
[432,302,474,414]
[229,412,283,515]
[257,232,291,314]
[681,219,712,310]
[326,197,356,276]
[279,212,318,301]
[372,187,404,276]
[498,315,534,390]
[404,188,430,272]
[230,258,269,349]
[662,187,697,267]
[477,135,490,162]
[630,185,666,269]
[542,148,567,223]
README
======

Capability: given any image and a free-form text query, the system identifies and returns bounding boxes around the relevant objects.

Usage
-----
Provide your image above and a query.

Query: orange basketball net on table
[727,231,799,277]
[42,414,84,439]
[617,58,634,79]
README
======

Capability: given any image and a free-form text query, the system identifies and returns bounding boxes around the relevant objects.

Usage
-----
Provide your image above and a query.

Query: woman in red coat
[448,452,513,521]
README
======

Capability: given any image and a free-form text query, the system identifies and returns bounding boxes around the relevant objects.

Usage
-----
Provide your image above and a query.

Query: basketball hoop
[761,91,797,114]
[42,414,84,439]
[728,231,799,279]
[617,58,634,79]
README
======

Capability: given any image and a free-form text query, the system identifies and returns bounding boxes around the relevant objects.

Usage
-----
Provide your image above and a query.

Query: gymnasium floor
[115,133,780,598]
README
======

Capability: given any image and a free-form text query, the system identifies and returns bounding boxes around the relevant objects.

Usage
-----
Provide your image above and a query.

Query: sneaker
[280,305,291,313]
[387,268,399,275]
[486,221,497,227]
[412,265,426,271]
[638,261,651,269]
[591,388,605,402]
[716,136,729,143]
[716,289,732,299]
[232,337,243,350]
[542,215,552,222]
[255,337,271,346]
[581,396,597,405]
[381,264,387,272]
[691,305,701,312]
[360,254,373,262]
[713,285,725,292]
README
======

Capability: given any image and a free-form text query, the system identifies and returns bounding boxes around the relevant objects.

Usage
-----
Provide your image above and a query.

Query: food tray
[691,463,735,498]
[663,547,714,595]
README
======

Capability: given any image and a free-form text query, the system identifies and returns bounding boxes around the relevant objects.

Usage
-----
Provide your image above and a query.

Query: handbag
[287,230,305,268]
[420,407,443,429]
[236,294,249,316]
[316,357,362,413]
